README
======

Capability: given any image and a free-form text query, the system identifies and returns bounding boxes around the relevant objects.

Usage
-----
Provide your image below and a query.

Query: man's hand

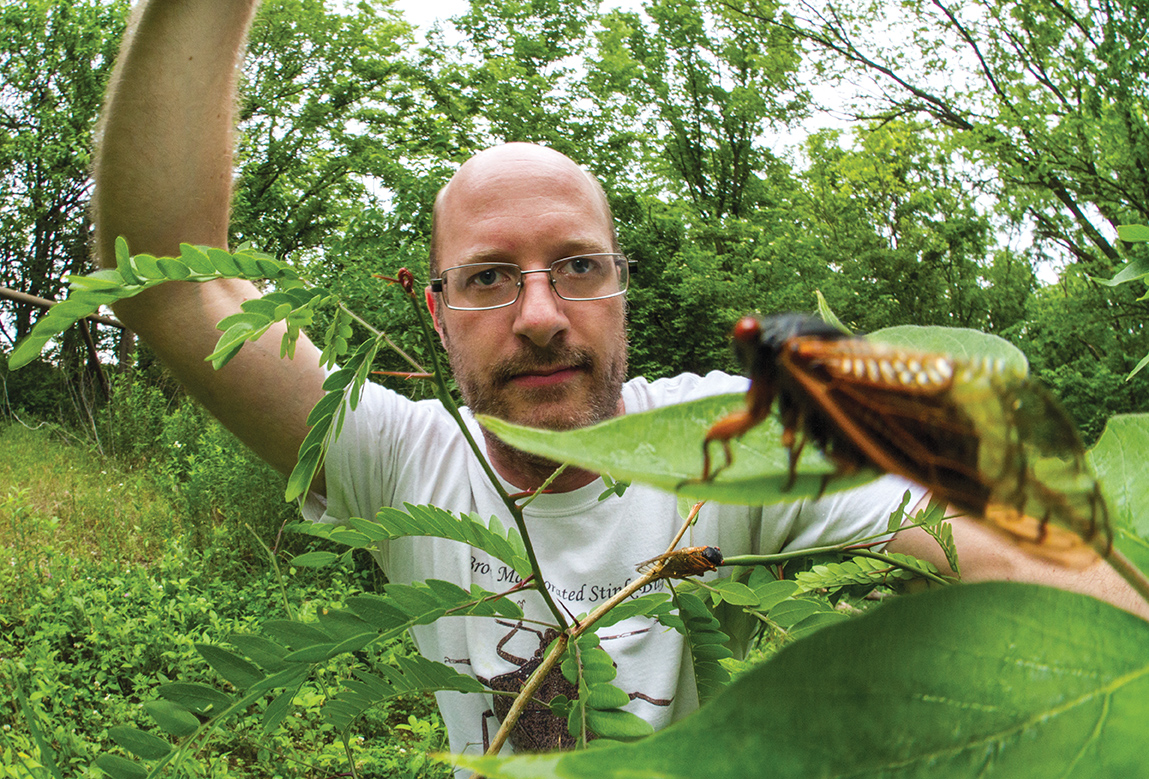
[887,506,1149,620]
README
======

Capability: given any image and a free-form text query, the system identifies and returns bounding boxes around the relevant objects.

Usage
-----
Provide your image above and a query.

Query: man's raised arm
[94,0,328,487]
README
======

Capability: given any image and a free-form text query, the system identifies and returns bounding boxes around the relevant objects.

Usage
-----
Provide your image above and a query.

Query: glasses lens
[442,263,520,309]
[552,254,627,300]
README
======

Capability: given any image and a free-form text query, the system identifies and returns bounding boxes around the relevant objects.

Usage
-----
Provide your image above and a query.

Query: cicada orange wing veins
[637,546,723,580]
[703,314,1111,565]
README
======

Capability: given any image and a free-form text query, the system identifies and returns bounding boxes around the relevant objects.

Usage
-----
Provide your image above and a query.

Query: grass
[0,419,452,779]
[0,422,176,572]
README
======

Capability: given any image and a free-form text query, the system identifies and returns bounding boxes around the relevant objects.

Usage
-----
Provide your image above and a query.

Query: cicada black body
[637,546,724,580]
[704,314,1110,564]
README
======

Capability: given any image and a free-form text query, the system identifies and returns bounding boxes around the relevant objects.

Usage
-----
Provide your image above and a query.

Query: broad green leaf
[207,247,240,276]
[867,325,1028,373]
[260,620,332,649]
[195,643,265,690]
[143,700,199,738]
[706,580,759,607]
[131,253,163,279]
[479,395,876,505]
[8,329,53,370]
[583,708,653,741]
[93,754,147,779]
[262,689,295,735]
[289,551,340,568]
[1091,257,1149,287]
[156,683,232,717]
[227,634,288,673]
[107,726,172,761]
[456,583,1149,779]
[1117,224,1149,242]
[1088,414,1149,573]
[68,270,126,290]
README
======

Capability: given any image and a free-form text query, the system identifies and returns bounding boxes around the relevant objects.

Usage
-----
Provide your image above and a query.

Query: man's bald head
[428,143,619,275]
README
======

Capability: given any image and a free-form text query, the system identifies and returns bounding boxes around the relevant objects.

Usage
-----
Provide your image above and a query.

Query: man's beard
[441,327,628,480]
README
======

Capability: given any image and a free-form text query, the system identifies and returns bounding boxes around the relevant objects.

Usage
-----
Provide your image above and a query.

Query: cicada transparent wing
[947,358,1110,565]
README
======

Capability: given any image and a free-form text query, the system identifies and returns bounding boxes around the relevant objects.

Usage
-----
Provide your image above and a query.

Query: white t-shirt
[304,370,921,758]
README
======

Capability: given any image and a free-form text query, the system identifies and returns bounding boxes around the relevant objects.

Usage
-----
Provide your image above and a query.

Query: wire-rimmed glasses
[430,253,635,311]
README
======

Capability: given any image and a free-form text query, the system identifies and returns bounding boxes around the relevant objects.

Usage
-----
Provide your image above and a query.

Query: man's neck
[481,429,601,493]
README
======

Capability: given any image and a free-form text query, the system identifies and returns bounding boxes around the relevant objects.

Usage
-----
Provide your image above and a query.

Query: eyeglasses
[430,253,636,311]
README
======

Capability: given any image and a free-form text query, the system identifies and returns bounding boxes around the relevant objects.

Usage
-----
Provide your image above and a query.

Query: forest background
[1,0,1147,776]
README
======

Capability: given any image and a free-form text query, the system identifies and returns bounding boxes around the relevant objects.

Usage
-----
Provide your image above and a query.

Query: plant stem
[400,284,569,629]
[338,301,426,374]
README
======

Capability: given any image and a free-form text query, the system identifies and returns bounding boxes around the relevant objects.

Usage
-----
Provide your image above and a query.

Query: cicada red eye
[702,314,1111,565]
[637,546,723,580]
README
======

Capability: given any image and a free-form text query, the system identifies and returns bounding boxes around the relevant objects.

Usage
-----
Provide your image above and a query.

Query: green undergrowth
[0,420,450,778]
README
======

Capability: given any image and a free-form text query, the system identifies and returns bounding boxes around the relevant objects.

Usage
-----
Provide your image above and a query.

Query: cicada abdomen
[704,314,1110,565]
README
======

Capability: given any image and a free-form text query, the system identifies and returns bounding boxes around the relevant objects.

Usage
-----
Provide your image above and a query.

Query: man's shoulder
[624,370,749,413]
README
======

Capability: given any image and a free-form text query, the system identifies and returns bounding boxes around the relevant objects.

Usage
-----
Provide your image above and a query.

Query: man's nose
[512,270,569,346]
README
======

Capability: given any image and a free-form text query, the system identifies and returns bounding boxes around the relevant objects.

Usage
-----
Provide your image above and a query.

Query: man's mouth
[508,365,583,388]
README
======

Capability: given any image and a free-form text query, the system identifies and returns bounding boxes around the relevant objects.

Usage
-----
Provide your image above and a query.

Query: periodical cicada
[637,546,724,580]
[703,314,1110,566]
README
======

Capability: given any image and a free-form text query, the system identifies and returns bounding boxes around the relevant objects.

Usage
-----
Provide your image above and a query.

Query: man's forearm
[95,0,258,267]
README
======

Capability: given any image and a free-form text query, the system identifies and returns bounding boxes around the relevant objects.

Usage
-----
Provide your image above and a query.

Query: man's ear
[425,285,446,344]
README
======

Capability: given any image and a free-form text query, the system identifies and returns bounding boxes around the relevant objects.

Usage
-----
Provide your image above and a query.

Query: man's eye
[564,257,597,275]
[466,267,510,287]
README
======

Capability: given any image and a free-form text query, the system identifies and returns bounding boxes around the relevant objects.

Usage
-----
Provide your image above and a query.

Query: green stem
[338,301,426,374]
[401,285,569,630]
[722,542,952,587]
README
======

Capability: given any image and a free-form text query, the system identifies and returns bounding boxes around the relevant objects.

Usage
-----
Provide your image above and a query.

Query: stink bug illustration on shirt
[702,313,1111,565]
[447,621,671,753]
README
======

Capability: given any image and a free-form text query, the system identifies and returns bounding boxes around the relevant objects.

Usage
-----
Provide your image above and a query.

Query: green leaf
[93,754,148,779]
[479,395,876,506]
[131,253,163,279]
[195,643,265,690]
[262,689,295,735]
[584,707,654,741]
[143,700,199,739]
[325,657,484,732]
[1088,414,1149,573]
[457,583,1149,779]
[156,257,191,280]
[227,634,288,673]
[179,243,216,275]
[260,620,332,649]
[1117,224,1149,242]
[707,580,759,606]
[813,289,851,334]
[68,270,127,290]
[207,247,240,276]
[107,726,172,761]
[367,504,532,577]
[668,591,731,704]
[867,325,1028,373]
[156,683,232,716]
[1092,256,1149,288]
[116,237,141,284]
[290,551,340,568]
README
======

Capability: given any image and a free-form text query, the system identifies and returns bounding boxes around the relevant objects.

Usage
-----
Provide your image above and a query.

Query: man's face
[426,146,628,432]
